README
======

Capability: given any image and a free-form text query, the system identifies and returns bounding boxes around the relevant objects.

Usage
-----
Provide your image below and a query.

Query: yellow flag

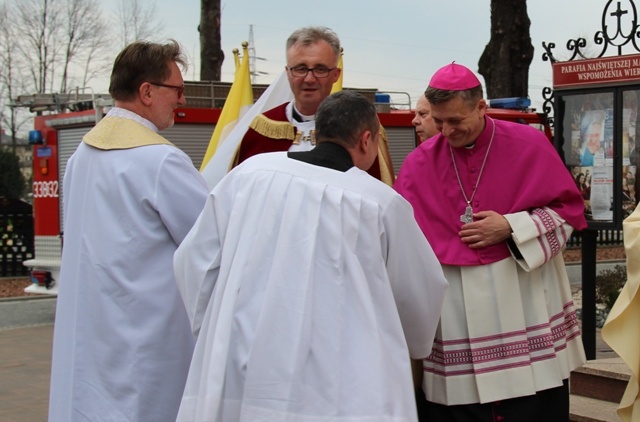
[330,48,343,94]
[233,48,241,71]
[200,42,254,171]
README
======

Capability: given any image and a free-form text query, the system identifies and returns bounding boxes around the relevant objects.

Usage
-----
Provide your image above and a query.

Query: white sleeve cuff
[504,210,573,272]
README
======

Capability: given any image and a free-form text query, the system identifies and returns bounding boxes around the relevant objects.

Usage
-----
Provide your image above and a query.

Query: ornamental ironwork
[541,0,640,120]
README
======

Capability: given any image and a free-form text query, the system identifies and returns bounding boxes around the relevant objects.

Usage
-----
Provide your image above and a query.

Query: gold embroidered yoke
[234,103,395,186]
[84,115,173,150]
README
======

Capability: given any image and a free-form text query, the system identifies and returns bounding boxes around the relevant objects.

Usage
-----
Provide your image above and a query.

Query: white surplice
[174,152,448,422]
[422,208,586,405]
[49,109,209,422]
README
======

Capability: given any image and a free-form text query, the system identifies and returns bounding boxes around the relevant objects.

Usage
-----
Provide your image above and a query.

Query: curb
[0,295,56,303]
[565,260,626,266]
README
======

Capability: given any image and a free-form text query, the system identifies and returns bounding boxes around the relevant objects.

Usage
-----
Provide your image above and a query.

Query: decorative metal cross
[460,204,473,224]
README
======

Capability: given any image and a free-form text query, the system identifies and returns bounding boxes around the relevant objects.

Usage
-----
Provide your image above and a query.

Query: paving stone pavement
[0,283,621,422]
[0,324,53,421]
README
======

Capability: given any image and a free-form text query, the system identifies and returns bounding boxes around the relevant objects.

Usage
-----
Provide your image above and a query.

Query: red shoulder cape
[236,102,383,181]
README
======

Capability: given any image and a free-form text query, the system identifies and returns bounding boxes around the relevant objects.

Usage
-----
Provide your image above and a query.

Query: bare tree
[199,0,224,81]
[78,35,113,89]
[116,0,163,47]
[478,0,534,99]
[0,3,16,148]
[0,0,115,143]
[0,3,30,149]
[13,0,64,94]
[59,0,110,93]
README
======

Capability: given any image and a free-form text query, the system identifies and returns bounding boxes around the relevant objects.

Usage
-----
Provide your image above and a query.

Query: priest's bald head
[315,91,380,171]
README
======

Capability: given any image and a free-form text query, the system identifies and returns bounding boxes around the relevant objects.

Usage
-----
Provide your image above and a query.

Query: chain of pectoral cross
[450,117,496,225]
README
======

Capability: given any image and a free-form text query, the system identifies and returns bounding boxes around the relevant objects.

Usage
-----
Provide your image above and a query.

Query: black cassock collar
[287,142,354,172]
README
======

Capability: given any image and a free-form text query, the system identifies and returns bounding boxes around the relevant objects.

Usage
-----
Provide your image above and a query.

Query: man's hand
[459,210,512,249]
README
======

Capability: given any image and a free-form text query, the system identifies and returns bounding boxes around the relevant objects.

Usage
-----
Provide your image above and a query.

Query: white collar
[108,107,159,133]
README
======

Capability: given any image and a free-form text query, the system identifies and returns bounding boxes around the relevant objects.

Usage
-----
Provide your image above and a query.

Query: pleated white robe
[422,209,586,405]
[49,128,209,421]
[174,152,448,422]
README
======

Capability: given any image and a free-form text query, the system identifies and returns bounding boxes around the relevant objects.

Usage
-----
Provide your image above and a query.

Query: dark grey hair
[316,91,379,148]
[286,26,340,66]
[425,85,483,108]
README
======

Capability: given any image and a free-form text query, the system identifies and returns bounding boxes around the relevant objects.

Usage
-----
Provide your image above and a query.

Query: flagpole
[200,42,254,171]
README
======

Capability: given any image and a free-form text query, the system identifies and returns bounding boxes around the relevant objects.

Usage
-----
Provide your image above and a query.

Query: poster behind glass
[561,91,638,222]
[622,89,638,219]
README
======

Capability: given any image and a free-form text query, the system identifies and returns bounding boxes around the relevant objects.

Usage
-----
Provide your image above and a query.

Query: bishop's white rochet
[450,117,496,225]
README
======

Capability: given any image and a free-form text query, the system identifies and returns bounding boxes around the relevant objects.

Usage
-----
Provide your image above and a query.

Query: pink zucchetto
[428,62,481,91]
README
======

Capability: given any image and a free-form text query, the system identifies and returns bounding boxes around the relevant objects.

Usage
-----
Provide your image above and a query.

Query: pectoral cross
[460,204,473,224]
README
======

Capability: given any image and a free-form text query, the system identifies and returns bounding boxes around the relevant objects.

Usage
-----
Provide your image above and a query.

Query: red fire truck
[18,86,551,295]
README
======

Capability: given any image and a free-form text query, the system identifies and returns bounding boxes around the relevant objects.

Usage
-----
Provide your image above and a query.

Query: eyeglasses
[287,66,335,78]
[149,82,184,98]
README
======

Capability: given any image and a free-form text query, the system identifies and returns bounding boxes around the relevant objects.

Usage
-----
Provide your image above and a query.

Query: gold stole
[83,116,173,150]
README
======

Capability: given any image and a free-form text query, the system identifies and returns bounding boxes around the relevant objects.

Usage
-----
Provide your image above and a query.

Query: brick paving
[0,324,52,421]
[0,255,626,421]
[0,311,619,422]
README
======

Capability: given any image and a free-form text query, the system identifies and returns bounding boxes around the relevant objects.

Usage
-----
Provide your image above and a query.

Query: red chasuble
[236,102,389,183]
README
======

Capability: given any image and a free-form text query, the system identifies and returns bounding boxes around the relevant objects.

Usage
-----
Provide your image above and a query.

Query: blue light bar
[28,130,43,144]
[488,97,531,109]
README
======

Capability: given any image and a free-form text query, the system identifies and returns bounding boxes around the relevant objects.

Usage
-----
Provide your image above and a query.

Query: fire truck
[17,84,551,295]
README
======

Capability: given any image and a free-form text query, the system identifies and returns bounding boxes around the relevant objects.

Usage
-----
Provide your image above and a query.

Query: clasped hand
[459,210,511,249]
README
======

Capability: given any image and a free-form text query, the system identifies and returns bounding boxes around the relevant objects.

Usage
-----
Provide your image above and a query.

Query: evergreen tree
[0,148,25,199]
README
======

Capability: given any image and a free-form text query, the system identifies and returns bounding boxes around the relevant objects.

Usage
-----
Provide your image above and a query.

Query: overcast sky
[105,0,632,111]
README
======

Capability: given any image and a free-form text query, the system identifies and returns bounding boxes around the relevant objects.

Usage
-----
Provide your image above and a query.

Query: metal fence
[566,229,624,248]
[0,198,34,277]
